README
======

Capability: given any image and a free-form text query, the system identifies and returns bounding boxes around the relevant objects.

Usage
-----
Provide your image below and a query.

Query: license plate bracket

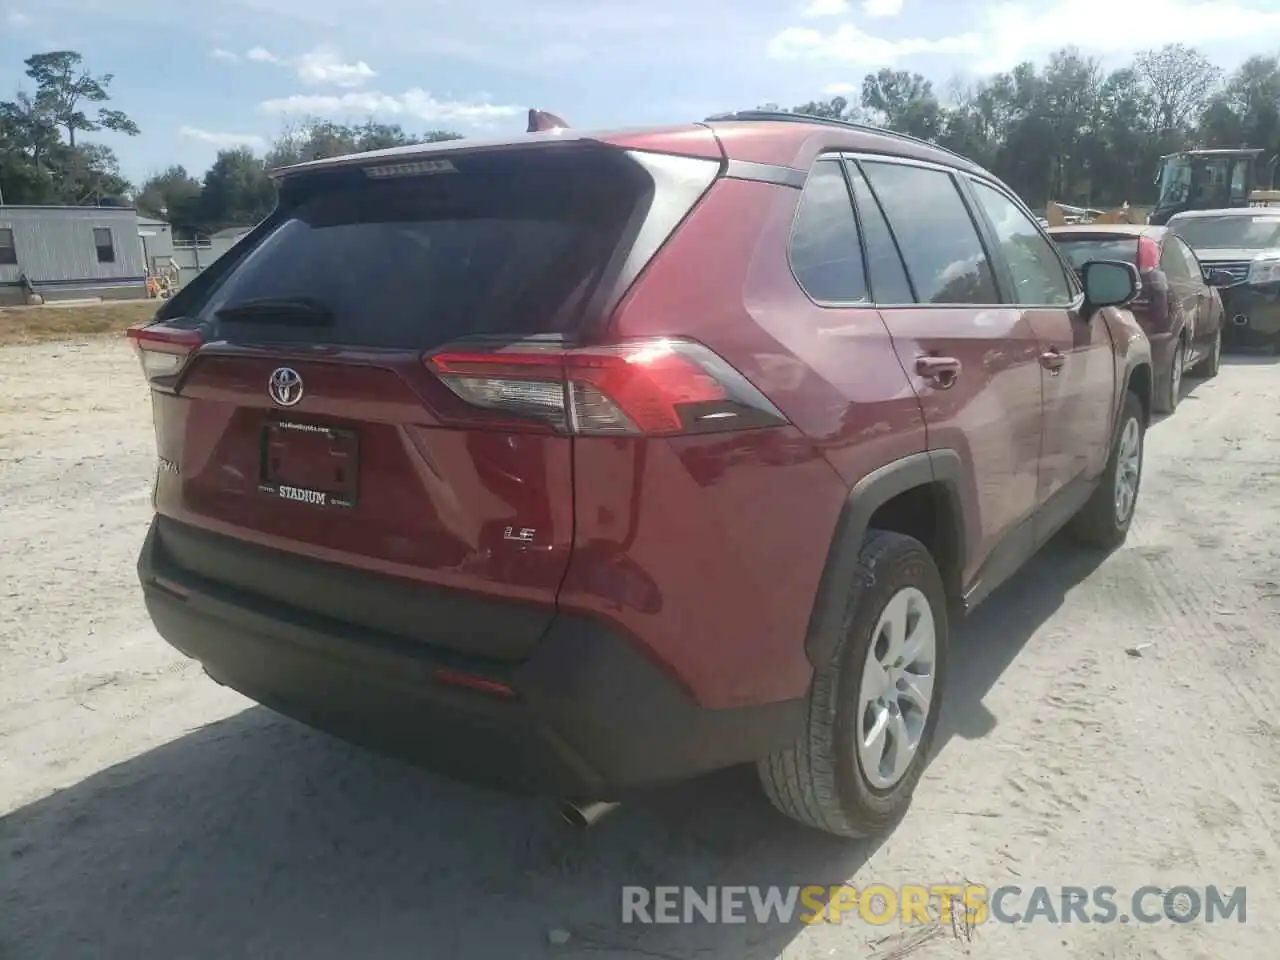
[259,419,358,509]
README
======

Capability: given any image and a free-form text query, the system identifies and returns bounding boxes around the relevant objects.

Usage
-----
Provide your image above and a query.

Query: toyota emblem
[268,367,304,407]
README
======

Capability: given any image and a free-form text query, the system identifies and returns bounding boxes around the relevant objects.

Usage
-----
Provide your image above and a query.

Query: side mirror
[1205,269,1236,287]
[1081,260,1140,314]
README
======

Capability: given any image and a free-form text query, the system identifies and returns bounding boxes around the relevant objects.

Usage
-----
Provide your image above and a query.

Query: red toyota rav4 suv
[131,112,1152,838]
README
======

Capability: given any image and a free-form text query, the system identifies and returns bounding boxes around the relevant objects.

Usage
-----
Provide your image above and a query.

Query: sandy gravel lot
[2,337,1279,959]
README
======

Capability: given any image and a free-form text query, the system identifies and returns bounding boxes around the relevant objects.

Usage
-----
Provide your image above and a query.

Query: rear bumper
[1220,286,1280,344]
[138,517,805,797]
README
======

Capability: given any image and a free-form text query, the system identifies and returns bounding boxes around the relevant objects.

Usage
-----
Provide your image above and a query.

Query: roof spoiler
[527,108,569,133]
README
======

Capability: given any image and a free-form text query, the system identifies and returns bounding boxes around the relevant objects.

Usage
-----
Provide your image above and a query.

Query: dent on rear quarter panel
[554,177,921,710]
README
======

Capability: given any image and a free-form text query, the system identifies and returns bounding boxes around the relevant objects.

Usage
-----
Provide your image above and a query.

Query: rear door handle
[1039,348,1066,374]
[915,356,961,389]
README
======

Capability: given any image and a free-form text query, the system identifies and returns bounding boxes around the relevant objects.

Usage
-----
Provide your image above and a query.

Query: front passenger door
[965,178,1114,544]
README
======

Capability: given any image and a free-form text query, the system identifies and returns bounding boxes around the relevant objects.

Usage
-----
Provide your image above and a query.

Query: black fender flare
[1119,352,1155,432]
[804,449,974,668]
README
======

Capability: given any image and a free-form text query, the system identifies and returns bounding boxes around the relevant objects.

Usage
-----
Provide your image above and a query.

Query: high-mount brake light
[364,159,457,179]
[425,338,788,437]
[126,321,204,381]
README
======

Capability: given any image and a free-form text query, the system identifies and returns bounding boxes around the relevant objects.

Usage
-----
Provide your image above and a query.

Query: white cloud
[236,44,375,87]
[294,46,376,88]
[768,23,982,65]
[978,0,1280,72]
[801,0,849,16]
[863,0,904,16]
[823,81,859,95]
[258,89,524,127]
[179,126,267,150]
[5,7,33,26]
[210,47,239,62]
[771,0,1280,73]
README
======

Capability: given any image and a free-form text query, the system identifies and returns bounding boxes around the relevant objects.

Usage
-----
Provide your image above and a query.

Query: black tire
[1155,340,1183,414]
[1071,390,1145,549]
[758,530,949,838]
[1191,327,1221,380]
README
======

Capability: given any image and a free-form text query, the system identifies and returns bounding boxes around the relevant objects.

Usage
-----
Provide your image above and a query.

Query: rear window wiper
[215,297,335,326]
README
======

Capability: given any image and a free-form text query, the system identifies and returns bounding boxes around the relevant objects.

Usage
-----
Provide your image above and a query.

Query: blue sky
[3,0,1280,186]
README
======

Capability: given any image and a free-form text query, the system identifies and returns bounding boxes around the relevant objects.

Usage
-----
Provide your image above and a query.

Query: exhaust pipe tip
[560,799,620,829]
[1233,314,1250,326]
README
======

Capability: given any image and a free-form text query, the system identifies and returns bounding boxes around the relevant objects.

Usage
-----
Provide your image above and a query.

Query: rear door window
[860,160,999,305]
[1170,237,1204,283]
[195,149,648,349]
[1160,237,1193,282]
[845,161,915,303]
[788,159,867,303]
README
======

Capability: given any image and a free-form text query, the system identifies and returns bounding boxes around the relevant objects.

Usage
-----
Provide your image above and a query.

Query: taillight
[126,321,203,382]
[1137,237,1161,272]
[425,338,789,436]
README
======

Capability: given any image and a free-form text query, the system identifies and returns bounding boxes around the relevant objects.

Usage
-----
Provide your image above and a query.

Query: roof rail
[703,109,974,167]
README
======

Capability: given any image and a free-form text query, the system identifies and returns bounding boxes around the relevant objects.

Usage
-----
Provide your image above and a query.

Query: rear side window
[1162,237,1198,282]
[861,161,999,305]
[194,148,651,349]
[789,160,867,303]
[845,162,914,303]
[969,180,1074,306]
[1054,237,1139,273]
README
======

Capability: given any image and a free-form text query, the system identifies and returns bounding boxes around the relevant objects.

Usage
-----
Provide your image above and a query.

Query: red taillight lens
[1137,237,1161,272]
[426,338,788,436]
[126,321,203,381]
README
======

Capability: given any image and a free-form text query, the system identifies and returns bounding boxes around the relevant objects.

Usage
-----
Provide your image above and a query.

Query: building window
[93,227,116,263]
[0,228,15,266]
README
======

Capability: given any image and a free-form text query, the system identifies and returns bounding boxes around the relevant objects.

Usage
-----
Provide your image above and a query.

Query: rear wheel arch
[1124,361,1153,427]
[805,450,973,668]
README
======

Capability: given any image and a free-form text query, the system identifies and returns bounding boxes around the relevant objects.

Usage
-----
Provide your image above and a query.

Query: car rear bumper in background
[138,517,805,798]
[1220,286,1280,346]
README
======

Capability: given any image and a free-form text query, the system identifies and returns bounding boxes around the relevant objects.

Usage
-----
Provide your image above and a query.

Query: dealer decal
[278,484,327,506]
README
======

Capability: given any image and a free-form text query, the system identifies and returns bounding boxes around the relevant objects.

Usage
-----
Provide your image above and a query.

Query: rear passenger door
[964,176,1114,534]
[851,157,1043,596]
[1160,233,1201,350]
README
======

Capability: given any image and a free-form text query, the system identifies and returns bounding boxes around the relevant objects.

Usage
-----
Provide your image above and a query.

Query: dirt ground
[0,299,158,347]
[2,337,1279,959]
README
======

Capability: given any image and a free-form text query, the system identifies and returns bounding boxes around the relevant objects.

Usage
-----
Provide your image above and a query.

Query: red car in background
[1049,224,1228,413]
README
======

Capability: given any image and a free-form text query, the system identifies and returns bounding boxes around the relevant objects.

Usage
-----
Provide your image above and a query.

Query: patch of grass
[0,299,160,347]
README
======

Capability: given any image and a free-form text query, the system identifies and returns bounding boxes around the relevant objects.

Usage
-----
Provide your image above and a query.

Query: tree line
[778,43,1279,210]
[2,44,1279,232]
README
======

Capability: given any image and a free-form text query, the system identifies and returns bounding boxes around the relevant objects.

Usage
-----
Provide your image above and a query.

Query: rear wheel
[1156,340,1183,414]
[1071,390,1145,549]
[1191,327,1221,380]
[758,530,948,838]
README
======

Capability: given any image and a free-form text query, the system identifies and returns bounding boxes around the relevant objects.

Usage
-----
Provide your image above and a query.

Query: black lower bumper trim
[138,517,807,797]
[1220,287,1280,344]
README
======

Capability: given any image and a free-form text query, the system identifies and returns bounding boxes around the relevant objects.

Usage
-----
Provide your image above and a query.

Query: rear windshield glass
[196,149,645,349]
[1053,237,1139,272]
[1168,215,1280,251]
